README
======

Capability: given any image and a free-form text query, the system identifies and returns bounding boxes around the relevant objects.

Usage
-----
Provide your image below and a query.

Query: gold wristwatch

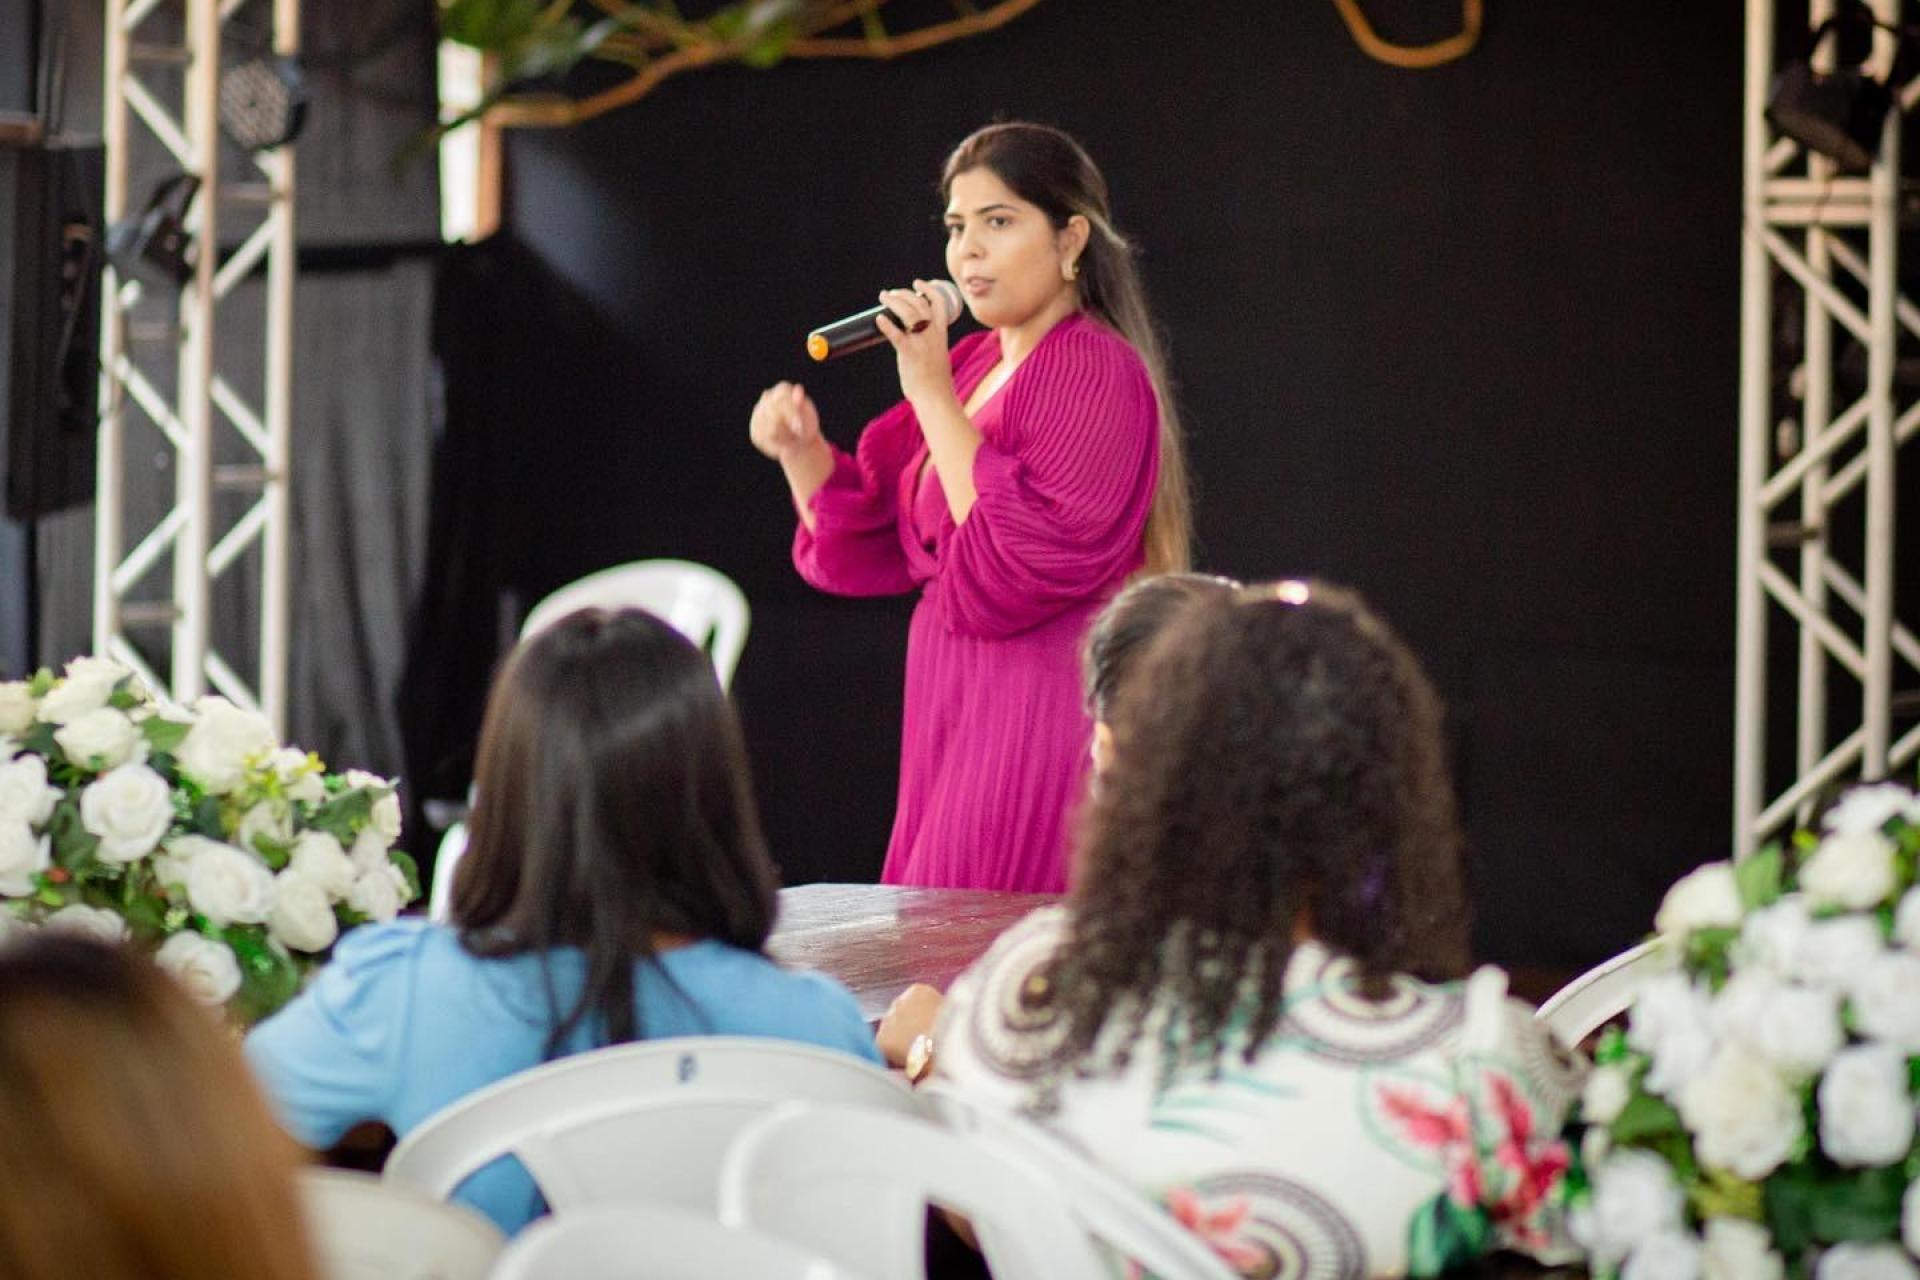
[905,1032,936,1085]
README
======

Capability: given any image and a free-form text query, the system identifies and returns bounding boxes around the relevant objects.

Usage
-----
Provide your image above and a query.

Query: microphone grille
[929,279,963,323]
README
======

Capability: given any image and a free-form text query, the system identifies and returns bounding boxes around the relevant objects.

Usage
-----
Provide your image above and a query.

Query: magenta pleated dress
[793,312,1160,892]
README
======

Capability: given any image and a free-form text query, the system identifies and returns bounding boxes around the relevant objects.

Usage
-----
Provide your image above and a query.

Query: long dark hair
[453,608,778,1055]
[1054,580,1470,1079]
[943,122,1192,575]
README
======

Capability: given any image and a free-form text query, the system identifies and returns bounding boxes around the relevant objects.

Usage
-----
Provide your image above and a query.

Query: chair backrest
[923,1084,1239,1280]
[384,1037,921,1215]
[1536,937,1669,1047]
[426,820,467,923]
[519,559,751,689]
[719,1102,1111,1280]
[298,1167,504,1280]
[491,1202,869,1280]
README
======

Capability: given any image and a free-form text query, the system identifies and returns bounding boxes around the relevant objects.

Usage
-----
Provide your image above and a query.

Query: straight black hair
[452,608,778,1056]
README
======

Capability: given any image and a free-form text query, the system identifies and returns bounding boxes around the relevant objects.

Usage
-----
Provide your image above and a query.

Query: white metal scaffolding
[95,0,297,732]
[1738,0,1920,853]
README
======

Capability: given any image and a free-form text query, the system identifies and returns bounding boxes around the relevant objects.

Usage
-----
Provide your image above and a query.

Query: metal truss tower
[1738,0,1920,853]
[95,0,298,732]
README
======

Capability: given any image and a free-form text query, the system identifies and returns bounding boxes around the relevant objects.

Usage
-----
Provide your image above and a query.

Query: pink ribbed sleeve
[791,403,918,596]
[940,323,1159,638]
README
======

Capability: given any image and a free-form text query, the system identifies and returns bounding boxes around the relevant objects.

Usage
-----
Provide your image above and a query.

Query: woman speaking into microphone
[749,122,1189,894]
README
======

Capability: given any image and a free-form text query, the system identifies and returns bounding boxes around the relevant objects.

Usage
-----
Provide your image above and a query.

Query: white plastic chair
[383,1038,921,1215]
[1537,937,1669,1046]
[719,1102,1111,1280]
[298,1167,504,1280]
[491,1202,869,1280]
[426,558,750,922]
[519,558,750,686]
[922,1084,1239,1280]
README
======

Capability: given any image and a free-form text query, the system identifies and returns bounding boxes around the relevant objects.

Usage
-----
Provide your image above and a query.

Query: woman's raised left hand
[876,280,958,412]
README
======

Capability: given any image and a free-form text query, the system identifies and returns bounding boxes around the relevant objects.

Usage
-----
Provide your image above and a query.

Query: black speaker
[0,139,104,519]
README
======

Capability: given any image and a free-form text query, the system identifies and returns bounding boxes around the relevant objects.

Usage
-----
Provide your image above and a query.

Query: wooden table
[768,883,1058,1023]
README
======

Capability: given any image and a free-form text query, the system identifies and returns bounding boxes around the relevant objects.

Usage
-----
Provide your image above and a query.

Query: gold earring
[1062,258,1079,282]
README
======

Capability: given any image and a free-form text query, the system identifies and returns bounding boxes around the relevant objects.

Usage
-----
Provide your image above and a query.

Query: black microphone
[806,280,963,362]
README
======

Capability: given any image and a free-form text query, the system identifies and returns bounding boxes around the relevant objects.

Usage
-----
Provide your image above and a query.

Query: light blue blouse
[244,918,880,1232]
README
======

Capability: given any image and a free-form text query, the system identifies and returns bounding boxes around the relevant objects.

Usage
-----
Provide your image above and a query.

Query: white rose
[34,657,132,724]
[78,763,174,864]
[268,871,339,953]
[266,748,325,805]
[1623,1231,1702,1280]
[1678,1043,1804,1180]
[232,801,291,857]
[1582,1123,1613,1173]
[0,681,35,735]
[349,827,392,873]
[1818,1044,1916,1167]
[1739,895,1813,977]
[1701,1218,1783,1280]
[152,833,228,894]
[1712,971,1843,1080]
[347,863,408,923]
[1823,783,1920,837]
[1801,830,1900,911]
[1849,951,1920,1052]
[0,819,50,897]
[345,769,403,842]
[1570,1149,1686,1269]
[174,697,277,795]
[0,755,60,828]
[1799,917,1888,990]
[41,903,130,944]
[183,842,275,926]
[1817,1243,1920,1280]
[1905,1180,1920,1257]
[288,830,356,899]
[1583,1062,1634,1126]
[1629,972,1718,1097]
[154,931,241,1006]
[1655,862,1745,939]
[52,707,147,772]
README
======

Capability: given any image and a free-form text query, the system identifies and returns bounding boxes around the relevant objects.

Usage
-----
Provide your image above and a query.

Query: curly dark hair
[1048,579,1470,1083]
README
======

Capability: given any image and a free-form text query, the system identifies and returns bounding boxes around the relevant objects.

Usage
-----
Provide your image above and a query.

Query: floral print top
[931,907,1588,1279]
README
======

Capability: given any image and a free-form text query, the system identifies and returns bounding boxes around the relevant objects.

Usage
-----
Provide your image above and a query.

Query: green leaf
[107,683,139,711]
[140,716,191,756]
[47,799,101,872]
[191,795,224,838]
[1686,926,1740,989]
[26,668,53,697]
[387,848,422,902]
[1611,1091,1685,1143]
[1735,845,1784,910]
[1766,1163,1906,1254]
[15,721,57,759]
[306,788,374,842]
[221,927,306,1026]
[252,834,292,871]
[1594,1026,1632,1065]
[439,0,550,48]
[1404,1195,1492,1277]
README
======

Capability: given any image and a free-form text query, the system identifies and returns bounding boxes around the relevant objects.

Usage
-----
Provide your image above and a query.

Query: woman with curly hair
[881,580,1586,1278]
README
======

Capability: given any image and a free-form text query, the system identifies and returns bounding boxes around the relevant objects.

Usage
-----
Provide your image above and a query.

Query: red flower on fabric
[1165,1187,1271,1275]
[1481,1073,1571,1247]
[1378,1085,1482,1209]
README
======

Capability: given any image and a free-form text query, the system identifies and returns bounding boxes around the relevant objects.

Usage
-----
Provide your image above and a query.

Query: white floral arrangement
[1569,780,1920,1280]
[0,657,418,1022]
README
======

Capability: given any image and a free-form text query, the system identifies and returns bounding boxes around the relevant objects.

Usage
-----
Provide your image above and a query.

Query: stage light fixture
[219,54,308,152]
[1767,1,1916,173]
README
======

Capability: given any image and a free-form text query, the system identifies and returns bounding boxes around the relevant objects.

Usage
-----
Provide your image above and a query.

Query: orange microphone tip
[806,333,830,362]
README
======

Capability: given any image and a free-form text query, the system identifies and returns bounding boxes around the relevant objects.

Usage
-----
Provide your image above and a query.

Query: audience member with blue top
[245,608,880,1233]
